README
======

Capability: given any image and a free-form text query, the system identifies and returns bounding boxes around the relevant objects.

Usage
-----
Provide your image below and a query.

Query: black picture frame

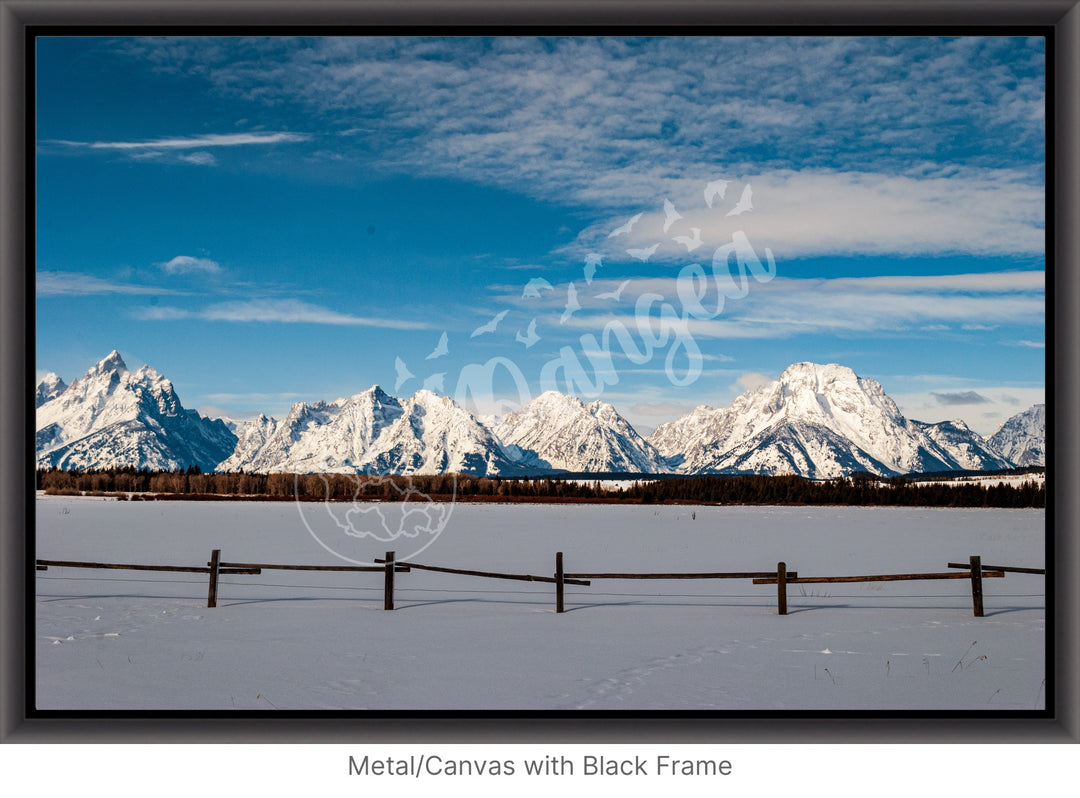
[2,0,1076,743]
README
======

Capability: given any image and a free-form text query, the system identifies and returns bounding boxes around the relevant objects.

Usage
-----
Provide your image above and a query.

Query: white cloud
[735,372,772,393]
[570,169,1045,259]
[178,151,217,166]
[554,269,1044,341]
[134,298,431,329]
[158,255,221,274]
[47,131,308,166]
[133,306,190,320]
[69,131,309,151]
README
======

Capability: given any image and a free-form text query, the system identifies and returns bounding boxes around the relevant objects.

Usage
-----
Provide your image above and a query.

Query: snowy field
[34,494,1046,711]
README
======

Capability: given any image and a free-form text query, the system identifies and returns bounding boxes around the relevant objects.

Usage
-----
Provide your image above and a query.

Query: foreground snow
[35,495,1045,710]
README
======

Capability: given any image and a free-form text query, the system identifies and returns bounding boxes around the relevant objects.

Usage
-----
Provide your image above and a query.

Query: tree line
[35,467,1045,508]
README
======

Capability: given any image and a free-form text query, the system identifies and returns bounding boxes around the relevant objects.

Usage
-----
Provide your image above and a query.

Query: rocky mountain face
[35,372,67,408]
[987,404,1046,467]
[35,351,236,472]
[37,354,1042,479]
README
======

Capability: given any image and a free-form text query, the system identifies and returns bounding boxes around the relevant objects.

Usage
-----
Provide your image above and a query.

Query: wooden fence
[35,550,1039,617]
[753,555,1009,617]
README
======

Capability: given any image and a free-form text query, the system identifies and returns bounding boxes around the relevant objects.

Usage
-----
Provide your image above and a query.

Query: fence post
[207,548,220,608]
[777,561,787,616]
[969,555,984,617]
[384,550,395,611]
[555,551,565,614]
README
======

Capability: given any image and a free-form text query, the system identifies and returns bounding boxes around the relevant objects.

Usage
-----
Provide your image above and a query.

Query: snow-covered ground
[34,494,1045,711]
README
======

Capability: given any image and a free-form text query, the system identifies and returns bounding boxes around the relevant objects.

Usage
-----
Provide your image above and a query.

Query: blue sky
[35,35,1046,436]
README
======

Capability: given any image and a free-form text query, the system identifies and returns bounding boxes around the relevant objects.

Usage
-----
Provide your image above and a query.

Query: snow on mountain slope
[650,363,1014,478]
[35,351,236,472]
[987,404,1046,467]
[360,389,523,476]
[493,391,667,473]
[692,419,899,480]
[217,386,405,473]
[35,372,67,408]
[219,387,521,476]
[913,418,1014,472]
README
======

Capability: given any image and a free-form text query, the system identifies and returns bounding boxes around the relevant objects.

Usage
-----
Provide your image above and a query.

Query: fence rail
[753,556,1008,616]
[35,550,1039,617]
[946,561,1045,575]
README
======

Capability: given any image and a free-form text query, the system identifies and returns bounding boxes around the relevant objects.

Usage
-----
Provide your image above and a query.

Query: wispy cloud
[56,131,309,151]
[37,271,176,296]
[551,269,1043,340]
[178,152,217,166]
[47,131,308,166]
[134,298,431,329]
[116,36,1045,253]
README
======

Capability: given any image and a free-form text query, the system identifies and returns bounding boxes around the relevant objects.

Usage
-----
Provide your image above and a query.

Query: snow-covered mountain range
[35,353,1046,478]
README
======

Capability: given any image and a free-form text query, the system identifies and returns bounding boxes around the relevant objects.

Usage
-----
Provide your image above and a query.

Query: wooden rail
[753,556,1005,616]
[218,560,411,573]
[564,570,797,579]
[35,551,263,610]
[753,572,1005,584]
[375,557,591,586]
[556,552,794,613]
[947,562,1044,575]
[36,558,260,575]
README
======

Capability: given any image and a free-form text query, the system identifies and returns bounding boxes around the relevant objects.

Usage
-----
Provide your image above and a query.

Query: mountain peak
[987,403,1046,467]
[37,352,236,471]
[778,362,859,387]
[35,372,68,408]
[93,350,128,374]
[495,390,665,473]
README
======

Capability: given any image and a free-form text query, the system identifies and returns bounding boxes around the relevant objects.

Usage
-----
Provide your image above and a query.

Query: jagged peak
[348,384,398,404]
[92,349,128,374]
[524,390,588,411]
[777,361,859,387]
[132,363,166,382]
[408,388,463,410]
